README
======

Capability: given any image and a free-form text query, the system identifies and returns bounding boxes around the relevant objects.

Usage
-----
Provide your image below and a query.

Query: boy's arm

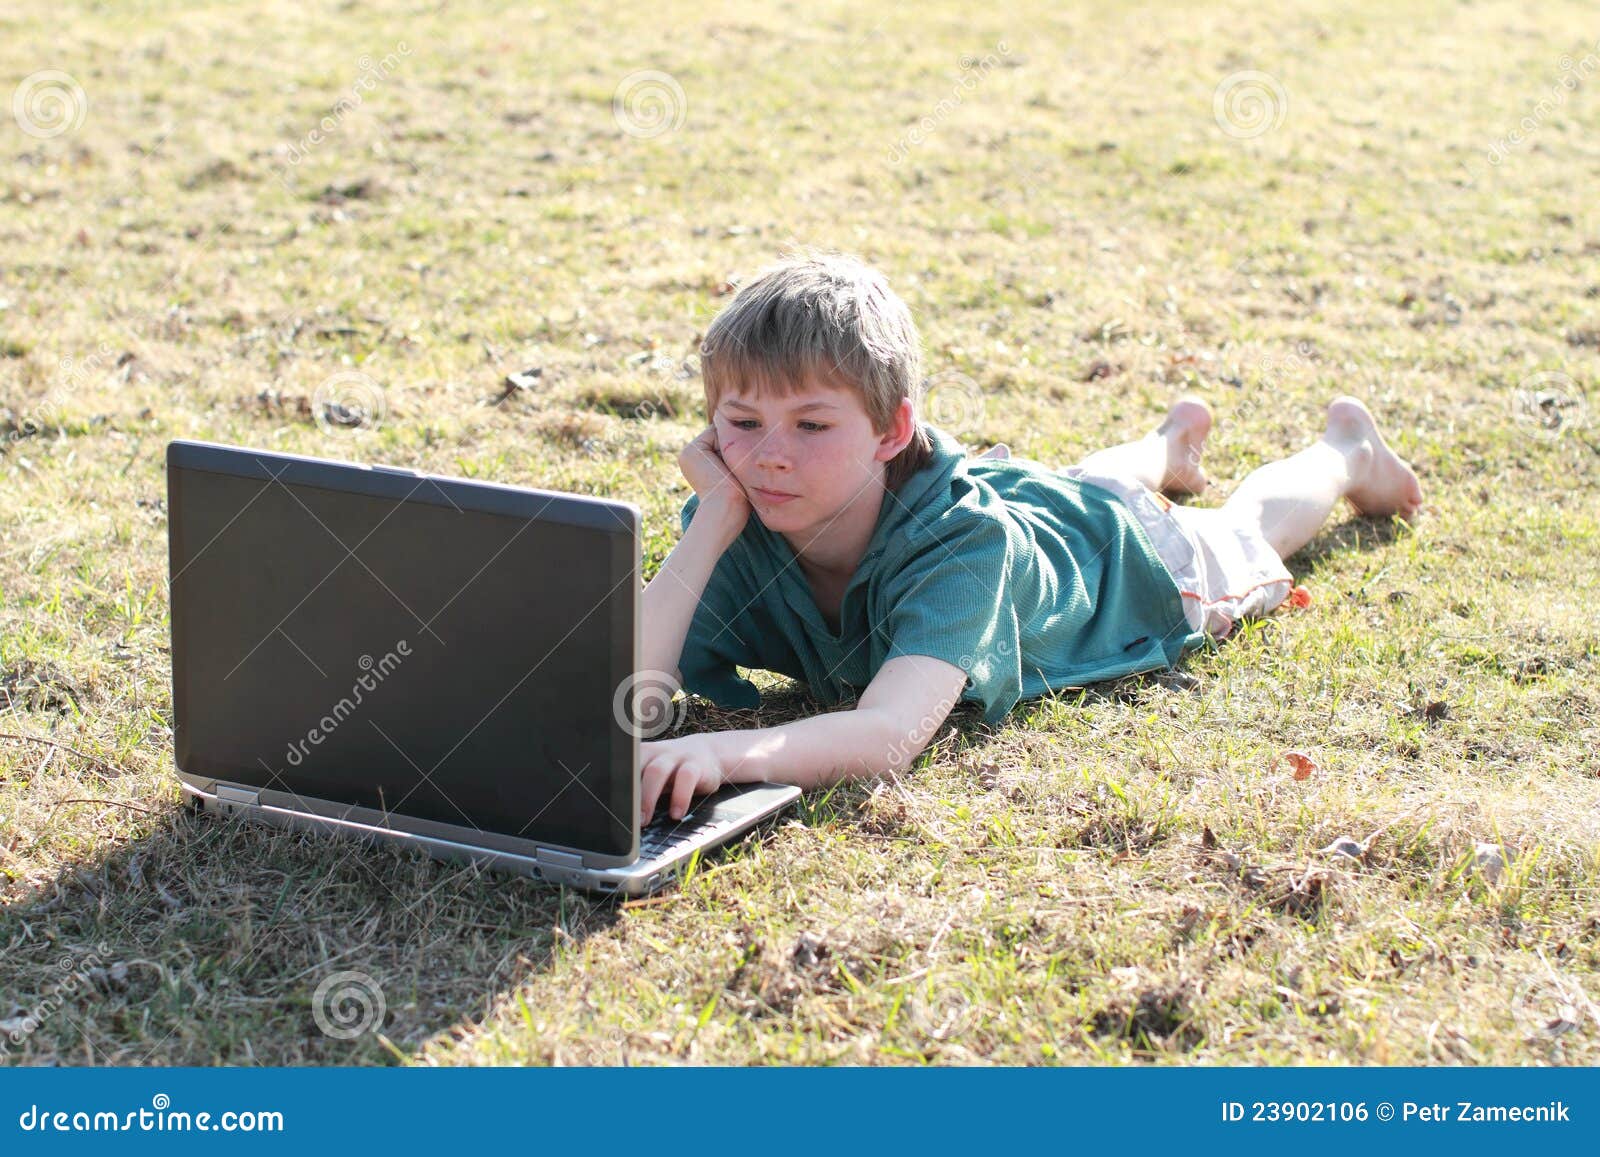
[638,654,967,821]
[638,427,750,695]
[639,503,744,691]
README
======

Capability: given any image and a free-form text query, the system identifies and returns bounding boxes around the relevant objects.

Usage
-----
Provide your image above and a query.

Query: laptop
[165,438,800,896]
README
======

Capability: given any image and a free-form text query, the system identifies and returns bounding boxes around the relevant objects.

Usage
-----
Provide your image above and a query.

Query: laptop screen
[167,444,637,858]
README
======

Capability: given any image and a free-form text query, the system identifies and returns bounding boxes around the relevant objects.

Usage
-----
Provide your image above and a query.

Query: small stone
[1472,842,1514,884]
[1319,836,1364,861]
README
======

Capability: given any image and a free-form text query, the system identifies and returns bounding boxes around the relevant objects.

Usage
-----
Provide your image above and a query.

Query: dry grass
[1,0,1598,1065]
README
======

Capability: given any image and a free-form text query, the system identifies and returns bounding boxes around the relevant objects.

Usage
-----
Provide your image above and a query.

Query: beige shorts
[1063,466,1294,638]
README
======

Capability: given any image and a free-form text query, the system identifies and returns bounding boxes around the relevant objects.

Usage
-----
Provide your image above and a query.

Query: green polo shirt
[675,422,1205,724]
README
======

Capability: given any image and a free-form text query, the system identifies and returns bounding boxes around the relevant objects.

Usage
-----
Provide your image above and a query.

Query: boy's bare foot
[1325,396,1424,519]
[1155,395,1212,495]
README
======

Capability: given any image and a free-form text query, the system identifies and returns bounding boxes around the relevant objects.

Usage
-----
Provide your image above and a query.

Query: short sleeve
[881,512,1025,722]
[674,496,763,711]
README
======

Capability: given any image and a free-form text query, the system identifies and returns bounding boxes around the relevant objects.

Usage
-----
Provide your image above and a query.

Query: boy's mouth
[751,486,798,505]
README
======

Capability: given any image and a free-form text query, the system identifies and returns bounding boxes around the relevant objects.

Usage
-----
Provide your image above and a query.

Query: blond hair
[699,251,934,491]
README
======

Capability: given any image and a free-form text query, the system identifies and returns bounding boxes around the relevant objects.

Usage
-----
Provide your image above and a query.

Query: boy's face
[711,375,912,538]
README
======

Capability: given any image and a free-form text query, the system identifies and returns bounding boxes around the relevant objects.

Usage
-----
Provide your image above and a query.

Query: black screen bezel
[166,439,639,859]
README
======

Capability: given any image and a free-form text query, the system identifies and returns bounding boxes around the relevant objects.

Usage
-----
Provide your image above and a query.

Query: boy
[635,253,1422,824]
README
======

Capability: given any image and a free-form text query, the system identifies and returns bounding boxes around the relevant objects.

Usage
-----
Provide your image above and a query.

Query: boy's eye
[728,419,829,432]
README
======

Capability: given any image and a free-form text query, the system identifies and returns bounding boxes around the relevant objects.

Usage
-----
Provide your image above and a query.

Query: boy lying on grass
[636,252,1423,823]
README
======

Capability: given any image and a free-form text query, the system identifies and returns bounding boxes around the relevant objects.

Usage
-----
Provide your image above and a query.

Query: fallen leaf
[1286,750,1317,780]
[1399,699,1451,724]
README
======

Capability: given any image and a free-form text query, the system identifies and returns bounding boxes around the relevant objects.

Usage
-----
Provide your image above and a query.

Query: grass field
[2,0,1598,1065]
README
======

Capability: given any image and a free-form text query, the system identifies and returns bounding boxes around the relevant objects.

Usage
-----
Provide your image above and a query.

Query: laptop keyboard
[637,809,724,860]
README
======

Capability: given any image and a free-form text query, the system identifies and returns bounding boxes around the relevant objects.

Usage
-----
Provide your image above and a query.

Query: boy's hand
[639,733,729,824]
[679,426,750,541]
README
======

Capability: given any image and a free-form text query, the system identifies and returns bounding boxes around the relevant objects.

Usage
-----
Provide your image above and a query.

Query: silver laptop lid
[166,440,642,862]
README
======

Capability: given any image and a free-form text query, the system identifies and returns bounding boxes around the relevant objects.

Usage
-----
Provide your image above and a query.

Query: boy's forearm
[707,706,918,791]
[639,511,740,685]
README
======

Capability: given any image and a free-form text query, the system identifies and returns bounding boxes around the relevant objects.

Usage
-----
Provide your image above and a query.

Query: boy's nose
[752,437,796,470]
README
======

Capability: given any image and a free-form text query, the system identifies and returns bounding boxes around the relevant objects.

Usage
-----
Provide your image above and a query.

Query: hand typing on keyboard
[638,733,732,825]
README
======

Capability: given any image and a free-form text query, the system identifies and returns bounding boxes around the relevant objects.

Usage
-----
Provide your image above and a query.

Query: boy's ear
[874,398,917,464]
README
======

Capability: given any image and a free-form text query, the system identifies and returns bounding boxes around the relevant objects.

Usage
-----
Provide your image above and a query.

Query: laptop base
[180,779,801,897]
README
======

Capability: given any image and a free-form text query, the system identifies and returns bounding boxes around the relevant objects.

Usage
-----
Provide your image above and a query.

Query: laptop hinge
[215,783,261,806]
[534,847,584,869]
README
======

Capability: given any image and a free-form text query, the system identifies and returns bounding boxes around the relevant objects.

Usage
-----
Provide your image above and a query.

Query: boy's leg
[1221,396,1424,560]
[1075,396,1212,496]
